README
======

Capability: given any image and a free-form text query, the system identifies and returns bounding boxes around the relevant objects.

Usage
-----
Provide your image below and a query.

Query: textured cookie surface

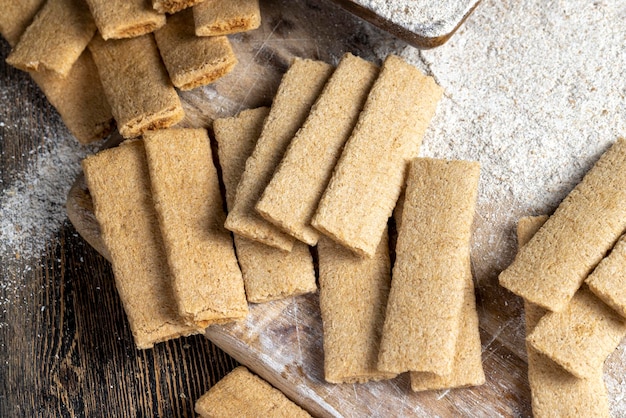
[224,58,333,251]
[153,0,205,14]
[82,140,198,349]
[214,108,316,303]
[0,0,45,46]
[194,0,261,36]
[154,9,237,90]
[85,0,165,40]
[89,33,184,139]
[518,216,610,418]
[143,128,248,327]
[586,233,626,319]
[499,138,626,312]
[256,53,378,246]
[378,158,480,375]
[311,54,443,258]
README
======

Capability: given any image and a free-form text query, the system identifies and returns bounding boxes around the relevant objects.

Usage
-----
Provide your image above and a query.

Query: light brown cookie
[154,9,237,91]
[586,233,626,319]
[256,53,378,246]
[153,0,205,14]
[89,33,184,139]
[223,58,333,251]
[519,216,610,418]
[318,232,396,384]
[195,366,312,418]
[143,128,248,327]
[194,0,261,36]
[82,140,199,349]
[311,54,443,258]
[0,0,44,46]
[85,0,165,40]
[214,108,317,303]
[6,0,96,78]
[378,158,480,375]
[499,138,626,312]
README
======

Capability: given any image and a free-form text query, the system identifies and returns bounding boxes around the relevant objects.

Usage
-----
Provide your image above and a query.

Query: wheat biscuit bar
[256,53,378,246]
[518,216,610,418]
[194,0,261,37]
[195,366,312,418]
[224,58,333,251]
[153,0,205,14]
[378,158,480,375]
[586,233,626,319]
[89,33,184,139]
[0,0,113,144]
[318,232,395,384]
[82,140,199,349]
[0,0,44,46]
[527,284,626,379]
[311,55,443,258]
[6,0,96,78]
[214,108,316,302]
[85,0,165,40]
[410,261,485,391]
[143,128,248,327]
[154,9,237,91]
[499,138,626,312]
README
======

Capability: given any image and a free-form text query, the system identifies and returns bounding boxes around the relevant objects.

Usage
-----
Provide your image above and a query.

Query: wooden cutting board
[66,0,617,416]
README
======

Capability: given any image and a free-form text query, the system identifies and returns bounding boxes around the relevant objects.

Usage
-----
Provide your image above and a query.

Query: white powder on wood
[352,0,477,38]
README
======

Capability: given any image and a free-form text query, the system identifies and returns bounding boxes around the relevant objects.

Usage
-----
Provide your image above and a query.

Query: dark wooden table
[0,38,238,418]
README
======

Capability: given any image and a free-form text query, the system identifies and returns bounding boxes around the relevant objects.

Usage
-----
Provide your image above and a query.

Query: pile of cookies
[501,138,626,416]
[0,0,260,143]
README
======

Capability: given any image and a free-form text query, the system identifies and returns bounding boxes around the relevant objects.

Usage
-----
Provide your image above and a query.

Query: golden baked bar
[143,128,248,327]
[311,54,443,258]
[6,0,96,78]
[82,140,199,349]
[0,0,44,46]
[89,33,184,139]
[378,158,480,375]
[194,0,261,36]
[214,108,316,303]
[519,216,610,418]
[256,53,378,246]
[153,0,205,14]
[586,233,626,319]
[318,233,396,383]
[195,366,312,418]
[527,285,626,379]
[85,0,166,40]
[0,0,113,144]
[499,138,626,312]
[224,58,333,251]
[154,9,237,91]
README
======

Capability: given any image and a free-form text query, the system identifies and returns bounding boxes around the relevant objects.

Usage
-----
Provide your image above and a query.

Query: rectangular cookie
[0,0,113,144]
[143,128,248,327]
[89,33,184,139]
[214,107,317,303]
[194,0,261,37]
[318,232,396,384]
[0,0,44,46]
[499,138,626,312]
[85,0,166,40]
[527,285,626,379]
[82,140,199,349]
[223,58,334,251]
[154,9,237,91]
[255,53,379,246]
[586,233,626,319]
[519,216,610,418]
[409,261,485,391]
[311,54,444,258]
[378,158,480,375]
[6,0,96,78]
[153,0,205,14]
[195,366,312,418]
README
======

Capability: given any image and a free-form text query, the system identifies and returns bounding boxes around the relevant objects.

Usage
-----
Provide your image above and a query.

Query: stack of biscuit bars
[0,0,261,143]
[500,138,626,416]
